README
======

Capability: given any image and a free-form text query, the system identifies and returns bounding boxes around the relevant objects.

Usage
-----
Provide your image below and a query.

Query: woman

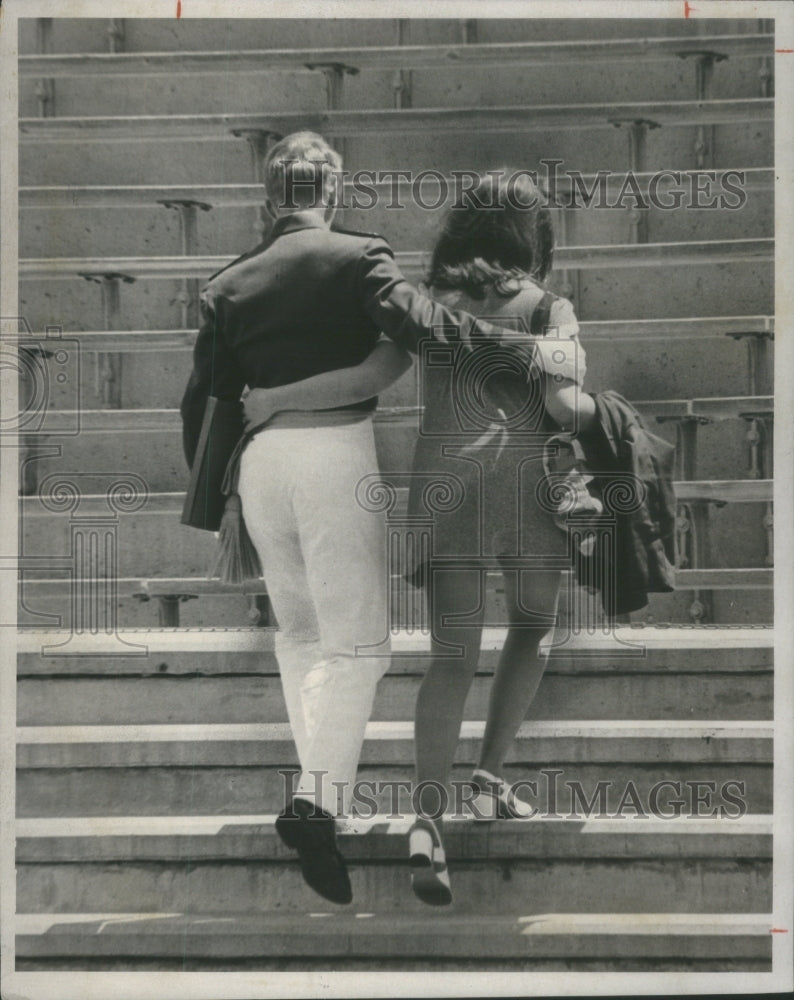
[243,171,597,906]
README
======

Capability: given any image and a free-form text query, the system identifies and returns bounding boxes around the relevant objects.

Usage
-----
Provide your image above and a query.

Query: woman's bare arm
[536,297,596,434]
[544,375,597,434]
[243,339,412,426]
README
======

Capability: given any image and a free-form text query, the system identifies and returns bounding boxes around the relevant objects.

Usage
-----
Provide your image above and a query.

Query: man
[180,132,544,905]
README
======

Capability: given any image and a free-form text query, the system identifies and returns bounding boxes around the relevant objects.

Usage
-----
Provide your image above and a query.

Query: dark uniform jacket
[180,211,533,466]
[575,390,677,616]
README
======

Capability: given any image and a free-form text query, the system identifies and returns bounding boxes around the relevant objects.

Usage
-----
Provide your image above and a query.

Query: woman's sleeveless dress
[406,279,586,576]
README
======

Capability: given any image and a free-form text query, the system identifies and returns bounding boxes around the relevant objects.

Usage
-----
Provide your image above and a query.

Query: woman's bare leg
[414,567,484,817]
[477,568,561,777]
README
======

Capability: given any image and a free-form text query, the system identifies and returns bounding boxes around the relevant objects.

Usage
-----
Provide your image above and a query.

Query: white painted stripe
[460,720,774,740]
[15,911,773,939]
[518,913,773,936]
[578,816,772,836]
[342,814,773,836]
[15,813,772,839]
[16,913,181,936]
[17,723,289,743]
[15,627,774,656]
[15,626,774,655]
[16,719,775,744]
[16,630,277,655]
[355,816,771,836]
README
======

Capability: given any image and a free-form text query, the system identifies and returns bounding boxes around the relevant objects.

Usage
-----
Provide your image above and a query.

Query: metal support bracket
[158,199,213,329]
[676,498,714,623]
[132,591,197,628]
[78,271,135,408]
[651,413,707,483]
[247,594,272,628]
[34,19,55,118]
[459,20,478,43]
[611,118,661,243]
[677,50,728,168]
[725,330,774,397]
[305,62,358,107]
[393,20,413,110]
[755,20,773,97]
[232,129,282,238]
[107,19,126,53]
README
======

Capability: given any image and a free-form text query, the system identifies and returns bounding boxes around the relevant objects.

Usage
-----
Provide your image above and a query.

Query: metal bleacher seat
[14,315,775,353]
[18,98,774,143]
[18,237,775,282]
[19,455,774,626]
[16,395,775,434]
[18,32,774,78]
[19,166,774,212]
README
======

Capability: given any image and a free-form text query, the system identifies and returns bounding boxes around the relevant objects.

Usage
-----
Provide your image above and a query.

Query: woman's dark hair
[427,171,554,299]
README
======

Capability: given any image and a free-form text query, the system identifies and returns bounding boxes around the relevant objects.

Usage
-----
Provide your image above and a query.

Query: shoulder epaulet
[330,225,383,239]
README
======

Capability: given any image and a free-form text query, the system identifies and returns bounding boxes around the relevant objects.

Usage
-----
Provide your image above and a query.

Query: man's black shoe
[275,797,352,905]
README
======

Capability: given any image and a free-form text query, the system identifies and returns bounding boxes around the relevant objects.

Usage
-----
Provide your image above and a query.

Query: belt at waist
[222,408,371,496]
[261,409,371,430]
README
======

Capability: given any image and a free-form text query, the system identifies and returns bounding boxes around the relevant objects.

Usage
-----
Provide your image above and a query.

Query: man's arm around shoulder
[355,236,537,363]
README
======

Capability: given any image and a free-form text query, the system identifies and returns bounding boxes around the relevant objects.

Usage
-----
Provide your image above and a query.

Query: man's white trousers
[238,417,391,815]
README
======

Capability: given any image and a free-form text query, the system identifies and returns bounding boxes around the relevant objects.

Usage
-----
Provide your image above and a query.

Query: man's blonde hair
[264,131,343,211]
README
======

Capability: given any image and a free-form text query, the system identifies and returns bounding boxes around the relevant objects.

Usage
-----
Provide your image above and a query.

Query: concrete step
[16,627,775,725]
[16,760,772,818]
[17,587,775,630]
[17,176,773,268]
[16,668,772,725]
[19,571,622,631]
[19,478,772,581]
[19,34,774,81]
[15,815,772,917]
[18,120,771,191]
[18,586,774,629]
[18,102,773,145]
[15,625,775,671]
[15,630,774,815]
[17,719,773,769]
[19,240,773,341]
[18,184,772,268]
[18,175,776,214]
[19,407,767,494]
[14,911,773,971]
[17,528,776,631]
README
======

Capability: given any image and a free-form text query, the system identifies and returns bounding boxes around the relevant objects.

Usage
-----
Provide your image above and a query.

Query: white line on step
[15,913,181,936]
[16,719,774,744]
[15,911,774,939]
[518,913,773,935]
[15,626,773,655]
[14,813,772,839]
[578,816,772,835]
